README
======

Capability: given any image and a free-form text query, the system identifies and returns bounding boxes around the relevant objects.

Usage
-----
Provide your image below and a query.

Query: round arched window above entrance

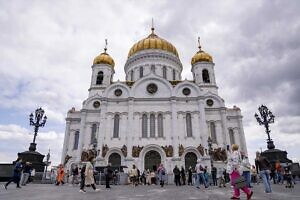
[108,153,121,167]
[184,152,197,170]
[144,150,161,171]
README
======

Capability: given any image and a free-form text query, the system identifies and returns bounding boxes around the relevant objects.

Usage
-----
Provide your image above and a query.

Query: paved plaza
[0,183,299,200]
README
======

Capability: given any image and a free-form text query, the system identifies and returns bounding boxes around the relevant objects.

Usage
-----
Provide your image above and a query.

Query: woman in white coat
[84,157,100,192]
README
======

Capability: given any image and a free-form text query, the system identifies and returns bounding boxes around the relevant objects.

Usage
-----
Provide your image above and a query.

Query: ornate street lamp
[254,105,275,150]
[207,136,213,169]
[29,107,47,151]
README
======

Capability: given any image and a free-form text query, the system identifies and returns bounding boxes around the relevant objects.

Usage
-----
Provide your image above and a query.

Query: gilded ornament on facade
[178,144,184,157]
[162,145,173,157]
[211,148,227,162]
[64,154,72,165]
[132,145,143,157]
[102,144,109,158]
[197,144,204,156]
[121,145,127,157]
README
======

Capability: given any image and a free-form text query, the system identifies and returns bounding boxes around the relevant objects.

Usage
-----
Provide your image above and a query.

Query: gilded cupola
[191,37,213,65]
[128,27,179,58]
[93,39,115,67]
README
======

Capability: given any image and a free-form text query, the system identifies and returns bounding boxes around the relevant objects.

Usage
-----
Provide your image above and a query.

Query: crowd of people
[3,144,296,199]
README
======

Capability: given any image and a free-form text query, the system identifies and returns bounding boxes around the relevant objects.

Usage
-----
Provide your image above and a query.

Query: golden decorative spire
[198,36,202,51]
[104,39,108,53]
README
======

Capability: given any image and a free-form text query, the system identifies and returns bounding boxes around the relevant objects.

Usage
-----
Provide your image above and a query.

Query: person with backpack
[157,163,166,187]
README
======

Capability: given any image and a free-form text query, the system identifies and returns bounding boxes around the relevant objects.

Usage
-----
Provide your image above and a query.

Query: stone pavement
[0,183,299,200]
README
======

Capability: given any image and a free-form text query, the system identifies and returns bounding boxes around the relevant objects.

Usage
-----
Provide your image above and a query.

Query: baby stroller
[284,164,294,188]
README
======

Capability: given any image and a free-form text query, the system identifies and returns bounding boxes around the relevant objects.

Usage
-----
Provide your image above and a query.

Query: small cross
[104,39,108,53]
[198,36,201,51]
[151,18,155,33]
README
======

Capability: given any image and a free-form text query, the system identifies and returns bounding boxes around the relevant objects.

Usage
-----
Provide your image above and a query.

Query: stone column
[171,99,179,157]
[215,121,223,145]
[127,99,134,159]
[98,102,107,158]
[61,120,71,164]
[197,99,208,146]
[237,116,247,154]
[220,109,229,148]
[76,110,87,162]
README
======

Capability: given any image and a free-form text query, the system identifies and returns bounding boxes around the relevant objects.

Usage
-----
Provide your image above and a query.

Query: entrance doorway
[185,152,197,170]
[108,153,121,167]
[144,150,161,171]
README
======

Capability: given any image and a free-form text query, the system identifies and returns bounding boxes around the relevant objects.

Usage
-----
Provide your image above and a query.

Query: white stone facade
[61,39,248,174]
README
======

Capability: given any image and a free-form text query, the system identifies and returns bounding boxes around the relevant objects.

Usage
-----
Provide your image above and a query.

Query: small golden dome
[191,37,213,65]
[93,52,115,67]
[128,28,179,58]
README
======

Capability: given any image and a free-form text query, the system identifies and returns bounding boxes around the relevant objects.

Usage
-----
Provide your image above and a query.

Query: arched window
[151,64,155,72]
[91,124,97,144]
[172,69,176,80]
[229,129,235,145]
[186,113,193,137]
[202,69,210,83]
[163,66,167,78]
[210,122,217,143]
[73,131,79,150]
[139,67,143,78]
[142,114,148,138]
[130,70,134,81]
[96,71,104,85]
[157,113,163,137]
[113,114,120,138]
[150,114,155,137]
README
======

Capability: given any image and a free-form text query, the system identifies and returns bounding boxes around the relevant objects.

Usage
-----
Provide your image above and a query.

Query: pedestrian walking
[20,162,32,186]
[84,157,100,192]
[217,167,226,187]
[56,164,65,185]
[211,165,217,186]
[79,164,86,193]
[180,166,186,185]
[227,144,253,199]
[157,163,166,187]
[241,154,252,188]
[4,158,23,189]
[187,166,193,185]
[275,160,283,184]
[129,164,138,187]
[195,158,208,189]
[255,151,272,193]
[173,165,181,186]
[72,165,79,185]
[104,163,113,188]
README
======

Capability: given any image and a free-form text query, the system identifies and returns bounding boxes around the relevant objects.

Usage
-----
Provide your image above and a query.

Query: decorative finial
[151,18,155,34]
[104,39,108,53]
[198,36,202,51]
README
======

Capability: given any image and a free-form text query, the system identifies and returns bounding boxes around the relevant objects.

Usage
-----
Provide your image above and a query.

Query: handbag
[233,176,246,189]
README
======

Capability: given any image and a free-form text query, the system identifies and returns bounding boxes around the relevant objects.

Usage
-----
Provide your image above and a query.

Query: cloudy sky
[0,0,299,167]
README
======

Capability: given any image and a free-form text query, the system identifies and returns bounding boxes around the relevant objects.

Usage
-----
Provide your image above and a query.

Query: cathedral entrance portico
[140,144,166,171]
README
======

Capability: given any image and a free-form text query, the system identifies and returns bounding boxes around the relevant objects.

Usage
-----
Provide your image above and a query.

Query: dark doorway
[108,153,121,167]
[144,150,161,171]
[185,152,197,170]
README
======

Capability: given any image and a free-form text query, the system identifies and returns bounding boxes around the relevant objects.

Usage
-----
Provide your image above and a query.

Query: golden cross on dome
[151,18,155,34]
[198,36,202,51]
[104,39,108,53]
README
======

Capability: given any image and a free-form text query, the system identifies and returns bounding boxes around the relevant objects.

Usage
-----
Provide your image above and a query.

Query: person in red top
[56,164,65,185]
[275,160,283,184]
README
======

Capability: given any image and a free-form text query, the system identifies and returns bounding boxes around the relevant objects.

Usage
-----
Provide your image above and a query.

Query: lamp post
[29,107,47,151]
[43,149,51,182]
[207,136,213,169]
[254,105,275,150]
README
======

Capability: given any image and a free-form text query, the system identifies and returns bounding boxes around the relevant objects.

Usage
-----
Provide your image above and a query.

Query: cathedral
[61,26,248,173]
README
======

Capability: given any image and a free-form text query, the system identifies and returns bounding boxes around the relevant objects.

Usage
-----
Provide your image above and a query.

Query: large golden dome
[128,28,179,58]
[93,51,115,67]
[191,38,213,65]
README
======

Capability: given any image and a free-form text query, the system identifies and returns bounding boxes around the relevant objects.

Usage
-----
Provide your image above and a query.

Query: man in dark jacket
[79,164,86,193]
[211,165,217,186]
[105,163,113,188]
[4,158,23,189]
[173,165,181,186]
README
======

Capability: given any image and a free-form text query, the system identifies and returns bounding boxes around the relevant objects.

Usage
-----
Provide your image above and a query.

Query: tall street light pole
[254,105,275,150]
[29,107,47,151]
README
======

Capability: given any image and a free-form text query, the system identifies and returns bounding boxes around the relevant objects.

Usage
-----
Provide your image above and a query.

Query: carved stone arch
[105,147,124,166]
[103,82,130,98]
[182,147,201,171]
[139,144,166,171]
[172,81,203,97]
[203,92,225,107]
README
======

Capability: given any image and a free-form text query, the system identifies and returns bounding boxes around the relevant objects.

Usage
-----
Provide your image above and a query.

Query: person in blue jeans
[255,151,272,193]
[195,159,208,189]
[241,154,252,188]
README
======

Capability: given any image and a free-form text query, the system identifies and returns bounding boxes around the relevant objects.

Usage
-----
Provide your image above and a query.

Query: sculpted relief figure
[121,145,127,157]
[64,154,72,165]
[197,144,204,156]
[162,145,173,157]
[102,144,109,158]
[178,144,184,157]
[132,145,143,157]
